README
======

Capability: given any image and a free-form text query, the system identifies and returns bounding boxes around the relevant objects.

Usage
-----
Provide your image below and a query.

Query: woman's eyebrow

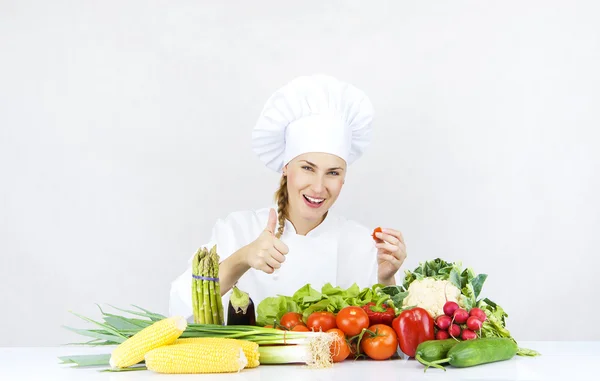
[300,160,344,171]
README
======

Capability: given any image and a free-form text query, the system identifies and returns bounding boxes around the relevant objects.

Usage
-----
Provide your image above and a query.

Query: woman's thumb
[265,208,277,235]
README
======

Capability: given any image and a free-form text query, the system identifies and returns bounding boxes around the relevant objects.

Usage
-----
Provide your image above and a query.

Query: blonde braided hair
[274,175,288,238]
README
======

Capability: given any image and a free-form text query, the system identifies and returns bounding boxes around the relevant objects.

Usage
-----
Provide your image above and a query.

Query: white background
[1,0,598,346]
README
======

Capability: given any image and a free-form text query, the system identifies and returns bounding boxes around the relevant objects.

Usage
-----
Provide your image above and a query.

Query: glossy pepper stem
[362,298,395,326]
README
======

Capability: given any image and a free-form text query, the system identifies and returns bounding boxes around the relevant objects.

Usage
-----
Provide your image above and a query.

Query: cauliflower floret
[402,278,462,318]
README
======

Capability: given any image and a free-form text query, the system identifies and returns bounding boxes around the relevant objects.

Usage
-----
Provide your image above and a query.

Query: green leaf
[102,315,146,331]
[61,326,126,344]
[301,299,331,320]
[402,258,457,289]
[106,305,163,321]
[68,311,127,339]
[255,296,299,326]
[462,267,471,281]
[389,291,409,309]
[292,284,321,305]
[131,305,167,320]
[517,347,541,357]
[344,283,360,298]
[471,274,487,298]
[58,354,111,367]
[449,268,462,289]
[326,295,349,311]
[461,284,476,310]
[321,283,343,296]
[477,298,512,339]
[357,287,373,303]
[380,285,404,296]
[302,294,323,304]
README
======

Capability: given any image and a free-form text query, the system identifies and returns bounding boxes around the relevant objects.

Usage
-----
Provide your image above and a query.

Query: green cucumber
[419,338,518,371]
[415,339,460,365]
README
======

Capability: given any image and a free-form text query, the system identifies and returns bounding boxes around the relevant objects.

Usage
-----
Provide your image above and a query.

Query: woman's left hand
[374,228,407,284]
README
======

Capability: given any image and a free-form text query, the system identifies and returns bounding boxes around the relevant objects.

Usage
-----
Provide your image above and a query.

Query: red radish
[448,324,461,338]
[453,309,469,324]
[436,330,450,340]
[435,315,452,330]
[443,301,460,317]
[469,307,487,322]
[461,329,478,340]
[467,316,483,331]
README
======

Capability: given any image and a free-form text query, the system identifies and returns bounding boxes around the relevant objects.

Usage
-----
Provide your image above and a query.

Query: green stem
[350,328,377,357]
[213,249,225,325]
[202,255,212,324]
[194,254,206,324]
[208,256,219,325]
[415,354,447,372]
[191,254,199,324]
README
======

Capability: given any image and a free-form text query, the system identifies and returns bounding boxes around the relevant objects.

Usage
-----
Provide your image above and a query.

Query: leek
[61,305,335,369]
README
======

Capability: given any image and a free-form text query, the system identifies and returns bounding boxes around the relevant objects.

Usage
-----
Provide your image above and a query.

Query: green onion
[62,305,335,369]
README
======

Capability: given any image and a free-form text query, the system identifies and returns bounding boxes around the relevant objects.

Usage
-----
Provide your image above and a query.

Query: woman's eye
[302,166,313,171]
[329,171,339,176]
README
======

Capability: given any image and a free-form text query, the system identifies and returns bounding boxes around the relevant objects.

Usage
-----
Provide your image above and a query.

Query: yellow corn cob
[174,337,260,368]
[145,342,248,374]
[109,316,187,369]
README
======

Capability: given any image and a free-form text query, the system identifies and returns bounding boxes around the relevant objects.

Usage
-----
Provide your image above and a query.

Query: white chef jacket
[169,206,400,322]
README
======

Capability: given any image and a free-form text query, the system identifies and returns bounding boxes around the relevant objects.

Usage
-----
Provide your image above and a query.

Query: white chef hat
[252,74,374,173]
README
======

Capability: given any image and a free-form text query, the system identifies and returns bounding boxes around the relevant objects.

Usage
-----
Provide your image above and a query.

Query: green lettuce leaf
[344,283,361,299]
[301,299,331,320]
[477,298,511,339]
[292,285,321,306]
[321,283,343,296]
[256,296,299,326]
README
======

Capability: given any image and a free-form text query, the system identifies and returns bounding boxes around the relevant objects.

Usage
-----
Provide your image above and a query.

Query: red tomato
[336,306,370,336]
[280,312,303,329]
[327,328,350,362]
[307,311,337,332]
[360,324,398,360]
[372,227,383,241]
[291,324,310,332]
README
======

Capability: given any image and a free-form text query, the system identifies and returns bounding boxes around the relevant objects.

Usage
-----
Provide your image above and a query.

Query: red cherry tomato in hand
[372,227,382,241]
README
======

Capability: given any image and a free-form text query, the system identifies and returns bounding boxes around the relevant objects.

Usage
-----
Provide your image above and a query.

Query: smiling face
[284,152,347,225]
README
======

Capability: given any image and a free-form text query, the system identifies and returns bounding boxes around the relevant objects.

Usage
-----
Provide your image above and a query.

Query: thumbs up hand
[246,208,289,274]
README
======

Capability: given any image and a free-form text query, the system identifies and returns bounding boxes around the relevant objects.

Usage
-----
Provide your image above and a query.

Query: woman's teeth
[304,195,325,204]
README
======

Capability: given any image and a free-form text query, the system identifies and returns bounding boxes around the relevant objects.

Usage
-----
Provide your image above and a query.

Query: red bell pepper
[362,301,395,326]
[391,307,435,357]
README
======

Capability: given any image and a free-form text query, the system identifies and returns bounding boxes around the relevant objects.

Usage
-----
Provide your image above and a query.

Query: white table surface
[1,341,596,381]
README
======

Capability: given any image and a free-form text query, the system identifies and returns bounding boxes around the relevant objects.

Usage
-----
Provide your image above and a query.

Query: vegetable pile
[60,254,540,373]
[255,257,540,366]
[378,258,532,352]
[259,300,399,362]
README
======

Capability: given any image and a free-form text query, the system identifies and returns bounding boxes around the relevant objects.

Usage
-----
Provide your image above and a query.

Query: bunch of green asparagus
[192,245,224,325]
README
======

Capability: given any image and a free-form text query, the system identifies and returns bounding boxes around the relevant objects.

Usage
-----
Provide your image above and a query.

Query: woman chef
[169,75,407,321]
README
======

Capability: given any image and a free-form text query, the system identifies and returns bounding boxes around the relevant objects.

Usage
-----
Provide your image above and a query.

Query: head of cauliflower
[402,278,463,318]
